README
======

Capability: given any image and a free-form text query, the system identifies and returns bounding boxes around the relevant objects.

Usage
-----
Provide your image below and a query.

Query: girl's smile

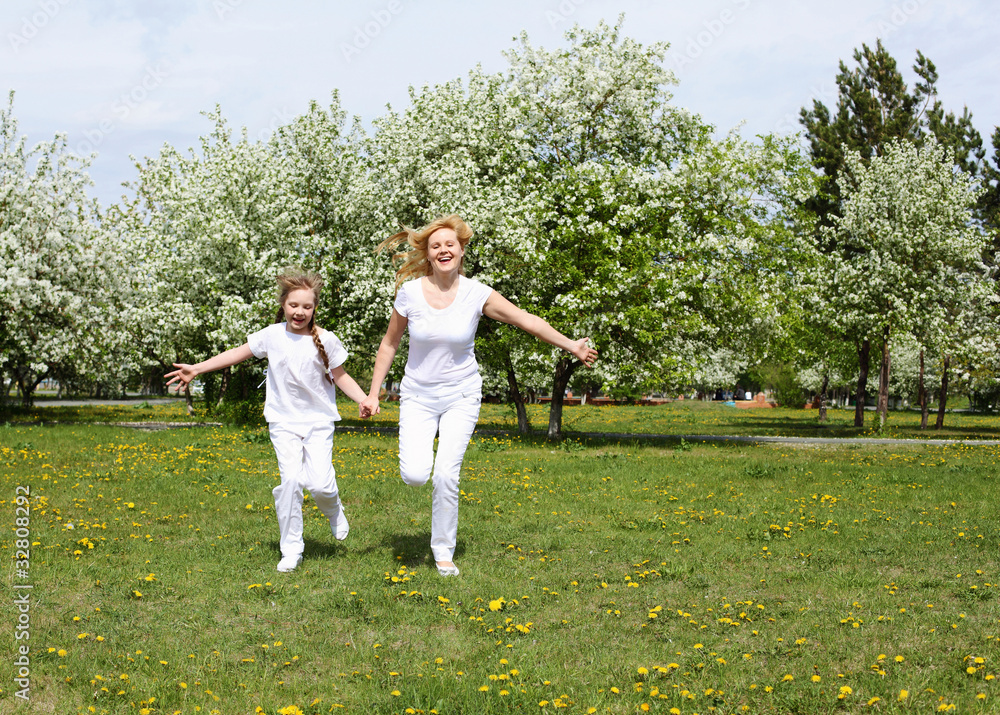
[283,288,317,334]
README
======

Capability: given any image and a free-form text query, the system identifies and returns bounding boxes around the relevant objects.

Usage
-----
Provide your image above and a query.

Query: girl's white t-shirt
[247,323,348,424]
[394,276,494,396]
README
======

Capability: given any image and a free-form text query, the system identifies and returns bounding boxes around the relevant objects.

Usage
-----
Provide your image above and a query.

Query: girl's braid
[311,324,333,384]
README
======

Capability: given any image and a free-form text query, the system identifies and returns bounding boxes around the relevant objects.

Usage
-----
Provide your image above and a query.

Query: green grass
[1,411,998,715]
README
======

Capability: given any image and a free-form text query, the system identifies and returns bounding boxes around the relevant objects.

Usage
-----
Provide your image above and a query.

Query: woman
[361,215,596,576]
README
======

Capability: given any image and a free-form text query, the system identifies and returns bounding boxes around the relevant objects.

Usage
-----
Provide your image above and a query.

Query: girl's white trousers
[269,422,343,558]
[398,388,481,562]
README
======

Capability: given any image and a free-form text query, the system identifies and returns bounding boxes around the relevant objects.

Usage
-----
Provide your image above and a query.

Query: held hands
[571,338,598,367]
[359,394,381,419]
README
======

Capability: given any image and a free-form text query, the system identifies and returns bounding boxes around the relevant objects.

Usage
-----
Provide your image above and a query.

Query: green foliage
[753,362,806,409]
[214,395,265,426]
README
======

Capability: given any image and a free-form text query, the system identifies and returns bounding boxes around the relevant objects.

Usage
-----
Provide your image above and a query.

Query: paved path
[31,398,180,407]
[335,426,1000,447]
[577,432,1000,447]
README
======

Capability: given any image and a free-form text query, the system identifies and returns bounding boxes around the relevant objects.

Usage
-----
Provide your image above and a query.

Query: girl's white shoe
[277,554,302,572]
[331,510,350,541]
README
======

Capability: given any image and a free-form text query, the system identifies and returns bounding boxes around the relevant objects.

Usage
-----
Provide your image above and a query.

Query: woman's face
[283,288,317,334]
[426,227,464,277]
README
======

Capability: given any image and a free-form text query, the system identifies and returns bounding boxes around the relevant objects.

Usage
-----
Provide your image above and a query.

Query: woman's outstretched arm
[482,292,597,366]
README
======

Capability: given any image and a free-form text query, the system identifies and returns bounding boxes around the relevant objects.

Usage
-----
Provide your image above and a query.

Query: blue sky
[3,0,998,205]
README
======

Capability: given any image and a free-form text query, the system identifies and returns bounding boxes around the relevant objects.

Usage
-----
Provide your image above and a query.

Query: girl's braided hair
[274,269,333,384]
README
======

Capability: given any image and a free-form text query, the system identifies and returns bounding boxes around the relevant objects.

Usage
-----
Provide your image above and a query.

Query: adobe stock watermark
[873,0,931,37]
[213,0,245,21]
[13,485,32,702]
[7,0,74,54]
[668,0,752,75]
[774,81,838,135]
[545,0,588,30]
[73,60,172,157]
[252,106,296,143]
[340,0,404,64]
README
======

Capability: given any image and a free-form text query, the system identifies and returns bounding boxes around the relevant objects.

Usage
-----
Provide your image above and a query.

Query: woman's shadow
[384,532,465,567]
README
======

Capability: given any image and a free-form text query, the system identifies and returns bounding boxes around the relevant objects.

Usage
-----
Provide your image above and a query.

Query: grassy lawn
[1,405,998,714]
[0,408,1000,715]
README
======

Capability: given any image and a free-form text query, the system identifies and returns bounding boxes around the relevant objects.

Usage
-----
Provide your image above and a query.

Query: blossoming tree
[0,93,123,406]
[821,139,990,430]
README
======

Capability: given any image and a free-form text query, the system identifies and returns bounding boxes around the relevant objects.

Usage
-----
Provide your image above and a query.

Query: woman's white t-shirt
[394,276,494,396]
[247,323,349,423]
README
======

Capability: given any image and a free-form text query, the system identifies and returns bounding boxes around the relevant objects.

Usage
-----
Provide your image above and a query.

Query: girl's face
[426,227,464,278]
[283,288,317,335]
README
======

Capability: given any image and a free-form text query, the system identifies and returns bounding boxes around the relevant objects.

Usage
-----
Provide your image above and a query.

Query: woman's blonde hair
[274,269,333,384]
[376,214,473,294]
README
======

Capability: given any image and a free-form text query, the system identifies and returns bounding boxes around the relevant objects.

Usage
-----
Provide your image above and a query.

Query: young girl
[166,270,371,572]
[360,215,597,576]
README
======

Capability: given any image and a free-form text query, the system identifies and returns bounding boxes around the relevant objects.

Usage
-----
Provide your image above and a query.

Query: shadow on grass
[382,532,465,567]
[267,538,350,564]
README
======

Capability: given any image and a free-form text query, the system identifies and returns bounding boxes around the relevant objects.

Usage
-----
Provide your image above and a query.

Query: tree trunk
[853,338,870,427]
[547,357,580,440]
[184,384,195,416]
[217,367,230,409]
[818,373,829,422]
[504,352,530,435]
[918,349,929,429]
[934,354,950,430]
[16,369,38,409]
[876,327,891,430]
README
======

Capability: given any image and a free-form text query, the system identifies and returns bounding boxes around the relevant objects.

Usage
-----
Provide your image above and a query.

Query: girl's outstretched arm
[330,365,372,418]
[165,344,255,391]
[360,309,408,417]
[482,291,598,366]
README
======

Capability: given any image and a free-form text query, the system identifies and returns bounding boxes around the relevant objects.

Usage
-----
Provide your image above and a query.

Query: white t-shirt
[247,323,348,424]
[394,276,494,396]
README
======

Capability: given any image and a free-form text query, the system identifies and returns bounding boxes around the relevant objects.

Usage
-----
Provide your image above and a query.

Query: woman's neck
[425,271,460,292]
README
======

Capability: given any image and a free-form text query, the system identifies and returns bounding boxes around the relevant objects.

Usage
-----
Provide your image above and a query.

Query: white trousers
[269,422,343,558]
[398,388,481,562]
